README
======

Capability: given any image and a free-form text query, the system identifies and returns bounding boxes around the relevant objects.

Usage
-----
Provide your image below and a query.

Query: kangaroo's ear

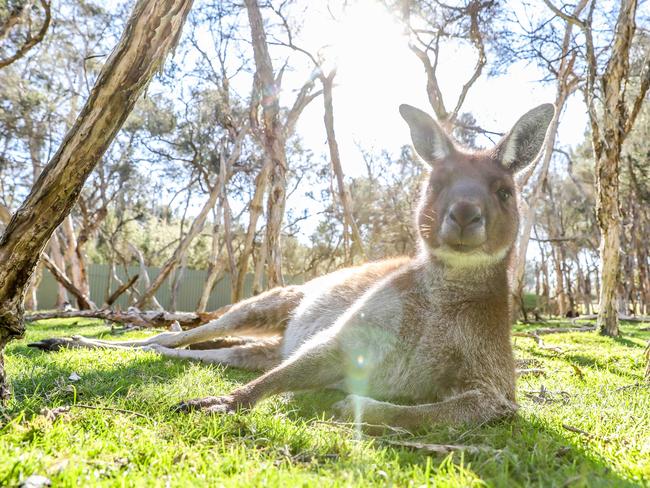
[399,104,454,164]
[494,103,555,173]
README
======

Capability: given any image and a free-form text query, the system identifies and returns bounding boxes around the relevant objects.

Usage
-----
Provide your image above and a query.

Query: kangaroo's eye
[497,188,513,202]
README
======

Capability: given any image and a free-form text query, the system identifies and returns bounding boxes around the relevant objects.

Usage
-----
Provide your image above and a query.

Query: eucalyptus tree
[0,0,194,401]
[0,0,51,69]
[544,0,650,335]
[386,0,500,135]
[491,0,589,317]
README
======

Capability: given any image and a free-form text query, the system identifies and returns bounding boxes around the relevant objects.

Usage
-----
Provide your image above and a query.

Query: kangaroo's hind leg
[144,336,283,371]
[176,327,345,413]
[28,286,304,351]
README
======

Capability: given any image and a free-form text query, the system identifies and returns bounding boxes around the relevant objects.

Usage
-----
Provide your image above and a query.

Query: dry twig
[523,385,571,404]
[40,404,151,421]
[383,439,497,455]
[513,332,564,353]
[516,368,546,377]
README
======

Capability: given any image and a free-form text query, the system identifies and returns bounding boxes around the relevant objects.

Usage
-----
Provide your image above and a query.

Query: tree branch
[0,0,51,70]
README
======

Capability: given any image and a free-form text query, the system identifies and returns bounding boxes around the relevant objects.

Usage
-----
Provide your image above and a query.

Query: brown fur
[40,103,554,430]
[166,103,554,428]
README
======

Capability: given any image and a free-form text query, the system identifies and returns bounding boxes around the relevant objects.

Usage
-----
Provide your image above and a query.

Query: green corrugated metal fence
[35,264,303,311]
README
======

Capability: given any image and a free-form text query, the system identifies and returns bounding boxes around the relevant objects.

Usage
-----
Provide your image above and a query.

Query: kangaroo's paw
[27,337,80,352]
[332,394,367,421]
[174,394,242,414]
[332,394,392,424]
[138,343,169,354]
[140,331,182,347]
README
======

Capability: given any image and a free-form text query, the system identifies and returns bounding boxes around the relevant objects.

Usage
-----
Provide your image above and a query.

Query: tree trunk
[197,219,224,312]
[551,242,567,317]
[596,146,622,335]
[41,254,96,310]
[321,72,364,264]
[244,0,288,290]
[576,257,591,315]
[542,252,550,317]
[253,237,267,295]
[23,263,42,311]
[584,270,592,315]
[170,258,186,312]
[49,232,69,307]
[573,0,649,336]
[129,244,164,311]
[136,179,221,309]
[513,103,562,308]
[0,0,194,401]
[197,166,227,312]
[137,125,244,310]
[62,215,90,308]
[233,158,271,301]
[512,1,586,314]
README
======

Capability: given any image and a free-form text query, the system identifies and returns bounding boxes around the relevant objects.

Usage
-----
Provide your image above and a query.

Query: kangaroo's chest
[345,318,441,402]
[362,296,498,402]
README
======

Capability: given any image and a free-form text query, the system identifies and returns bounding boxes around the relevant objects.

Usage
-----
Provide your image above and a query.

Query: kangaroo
[31,103,554,429]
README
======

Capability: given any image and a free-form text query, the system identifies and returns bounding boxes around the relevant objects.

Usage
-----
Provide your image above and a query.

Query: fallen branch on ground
[562,423,601,440]
[24,305,233,329]
[614,383,650,392]
[513,332,564,353]
[383,439,498,455]
[516,368,546,377]
[571,314,650,324]
[515,358,542,369]
[40,404,151,421]
[523,385,570,404]
[561,423,623,444]
[526,325,596,335]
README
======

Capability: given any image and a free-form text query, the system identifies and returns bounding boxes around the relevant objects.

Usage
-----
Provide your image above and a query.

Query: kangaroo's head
[400,103,554,269]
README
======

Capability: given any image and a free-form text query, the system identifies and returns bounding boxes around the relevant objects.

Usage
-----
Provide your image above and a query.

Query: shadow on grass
[25,319,139,339]
[7,322,642,486]
[5,351,184,415]
[612,335,646,348]
[555,351,642,382]
[282,392,637,486]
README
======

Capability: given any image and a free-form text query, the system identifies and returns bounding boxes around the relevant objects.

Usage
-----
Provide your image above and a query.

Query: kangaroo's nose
[448,201,483,230]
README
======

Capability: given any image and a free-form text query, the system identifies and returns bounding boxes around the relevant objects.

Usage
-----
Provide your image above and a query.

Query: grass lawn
[1,318,648,487]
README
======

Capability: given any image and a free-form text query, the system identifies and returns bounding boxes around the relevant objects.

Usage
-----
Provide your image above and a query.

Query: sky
[289,0,589,175]
[268,0,589,237]
[144,0,592,245]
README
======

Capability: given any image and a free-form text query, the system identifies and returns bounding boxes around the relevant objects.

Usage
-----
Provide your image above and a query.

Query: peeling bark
[591,0,644,336]
[544,0,649,336]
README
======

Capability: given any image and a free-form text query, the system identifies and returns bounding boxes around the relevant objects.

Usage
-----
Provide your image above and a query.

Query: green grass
[1,318,648,487]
